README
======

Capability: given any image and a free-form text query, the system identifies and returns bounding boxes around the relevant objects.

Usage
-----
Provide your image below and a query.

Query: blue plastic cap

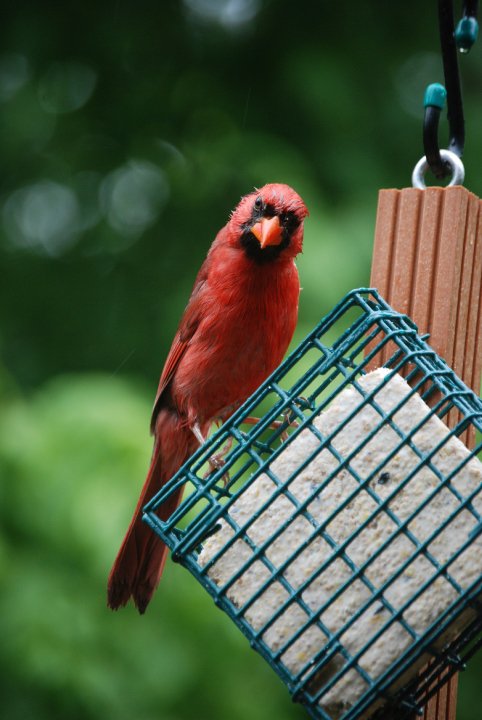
[455,17,479,52]
[424,83,447,110]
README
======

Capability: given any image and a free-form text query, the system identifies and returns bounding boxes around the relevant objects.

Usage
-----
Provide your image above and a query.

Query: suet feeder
[144,289,482,720]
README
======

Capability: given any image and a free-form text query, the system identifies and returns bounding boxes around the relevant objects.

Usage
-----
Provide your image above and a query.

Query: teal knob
[424,83,447,110]
[455,17,479,52]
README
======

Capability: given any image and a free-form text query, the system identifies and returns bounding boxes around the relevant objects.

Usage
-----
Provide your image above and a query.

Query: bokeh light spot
[183,0,261,29]
[100,160,169,237]
[3,181,81,255]
[38,61,97,114]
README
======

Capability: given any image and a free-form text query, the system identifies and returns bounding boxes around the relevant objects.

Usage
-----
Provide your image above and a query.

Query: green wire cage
[143,288,482,720]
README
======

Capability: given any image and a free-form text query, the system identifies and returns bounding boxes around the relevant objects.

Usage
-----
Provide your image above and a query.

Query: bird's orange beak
[250,215,283,249]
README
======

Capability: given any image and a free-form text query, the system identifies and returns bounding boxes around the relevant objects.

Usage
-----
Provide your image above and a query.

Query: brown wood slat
[451,191,480,443]
[370,185,482,720]
[410,188,444,333]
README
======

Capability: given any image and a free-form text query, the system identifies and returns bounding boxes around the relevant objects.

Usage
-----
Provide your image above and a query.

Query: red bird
[107,183,308,613]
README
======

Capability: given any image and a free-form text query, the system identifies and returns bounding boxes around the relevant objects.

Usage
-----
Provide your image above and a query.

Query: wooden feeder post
[370,184,482,719]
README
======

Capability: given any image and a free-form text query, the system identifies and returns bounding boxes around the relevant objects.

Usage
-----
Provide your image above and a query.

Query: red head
[228,183,308,263]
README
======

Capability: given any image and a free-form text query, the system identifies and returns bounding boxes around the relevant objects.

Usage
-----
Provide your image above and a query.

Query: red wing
[152,333,187,404]
[149,253,212,433]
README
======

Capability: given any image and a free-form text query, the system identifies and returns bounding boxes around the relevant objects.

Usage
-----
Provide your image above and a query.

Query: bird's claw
[243,412,299,442]
[202,436,233,485]
[203,454,231,485]
[278,410,299,442]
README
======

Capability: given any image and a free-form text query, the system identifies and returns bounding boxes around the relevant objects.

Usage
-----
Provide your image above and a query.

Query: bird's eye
[280,212,298,232]
[254,196,263,211]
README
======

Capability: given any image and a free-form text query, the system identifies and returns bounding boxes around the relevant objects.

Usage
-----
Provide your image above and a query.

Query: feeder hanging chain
[413,0,479,188]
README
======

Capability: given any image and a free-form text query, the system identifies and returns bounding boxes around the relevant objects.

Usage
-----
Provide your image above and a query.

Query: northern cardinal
[107,183,308,613]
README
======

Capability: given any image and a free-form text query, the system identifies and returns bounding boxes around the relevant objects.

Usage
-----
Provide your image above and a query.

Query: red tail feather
[107,409,196,613]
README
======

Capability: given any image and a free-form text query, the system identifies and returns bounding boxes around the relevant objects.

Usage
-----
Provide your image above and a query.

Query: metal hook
[420,0,479,181]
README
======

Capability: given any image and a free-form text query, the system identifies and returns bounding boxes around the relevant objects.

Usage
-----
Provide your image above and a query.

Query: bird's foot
[191,422,233,485]
[278,411,298,442]
[203,455,231,486]
[243,413,299,442]
[203,436,233,485]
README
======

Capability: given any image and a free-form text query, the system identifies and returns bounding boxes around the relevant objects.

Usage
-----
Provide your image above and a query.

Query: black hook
[423,0,479,179]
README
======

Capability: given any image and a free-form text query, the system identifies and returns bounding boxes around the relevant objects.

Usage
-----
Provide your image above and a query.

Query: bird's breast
[172,258,300,426]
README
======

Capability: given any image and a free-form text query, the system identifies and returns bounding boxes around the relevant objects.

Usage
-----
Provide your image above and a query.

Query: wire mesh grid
[143,288,482,720]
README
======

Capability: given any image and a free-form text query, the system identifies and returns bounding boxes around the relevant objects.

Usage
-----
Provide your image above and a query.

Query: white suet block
[199,369,482,718]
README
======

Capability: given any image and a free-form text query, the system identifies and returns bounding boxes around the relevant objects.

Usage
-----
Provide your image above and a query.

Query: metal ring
[412,149,465,189]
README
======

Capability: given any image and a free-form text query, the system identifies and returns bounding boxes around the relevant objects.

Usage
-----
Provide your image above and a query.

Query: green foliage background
[0,2,481,719]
